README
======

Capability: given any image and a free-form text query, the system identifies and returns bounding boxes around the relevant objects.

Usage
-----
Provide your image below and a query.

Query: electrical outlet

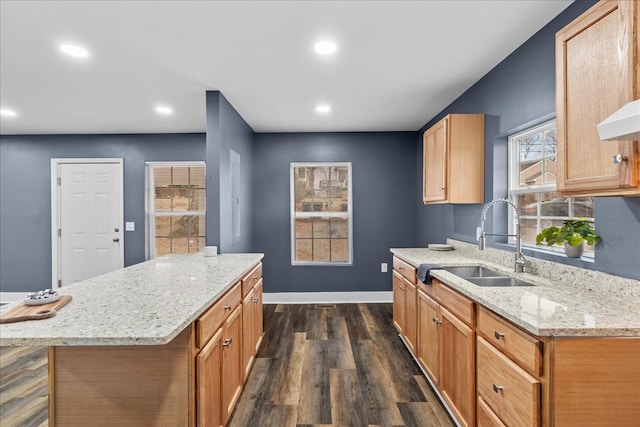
[125,222,135,231]
[381,263,388,273]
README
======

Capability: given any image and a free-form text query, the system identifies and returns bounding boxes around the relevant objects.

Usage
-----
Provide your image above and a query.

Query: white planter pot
[564,242,585,258]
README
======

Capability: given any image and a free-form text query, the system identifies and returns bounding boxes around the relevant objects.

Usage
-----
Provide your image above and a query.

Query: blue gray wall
[416,0,640,280]
[0,134,205,292]
[253,132,418,293]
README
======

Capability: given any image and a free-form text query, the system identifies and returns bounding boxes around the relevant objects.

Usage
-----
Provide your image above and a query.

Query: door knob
[613,154,628,164]
[113,238,120,242]
[114,227,120,232]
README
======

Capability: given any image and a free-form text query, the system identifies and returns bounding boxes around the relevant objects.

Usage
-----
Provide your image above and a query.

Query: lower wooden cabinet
[221,305,243,423]
[393,269,417,354]
[242,278,264,381]
[197,328,224,427]
[196,262,264,427]
[393,256,640,427]
[477,336,540,426]
[440,306,475,427]
[416,284,475,427]
[417,290,440,386]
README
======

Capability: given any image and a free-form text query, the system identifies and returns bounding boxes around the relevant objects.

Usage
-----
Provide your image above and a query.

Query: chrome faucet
[478,198,526,273]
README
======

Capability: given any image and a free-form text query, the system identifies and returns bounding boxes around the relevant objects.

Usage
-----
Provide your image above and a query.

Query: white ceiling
[0,0,572,135]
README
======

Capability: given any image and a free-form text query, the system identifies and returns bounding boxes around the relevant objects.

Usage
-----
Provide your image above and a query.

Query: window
[291,163,352,265]
[508,120,595,254]
[146,162,206,259]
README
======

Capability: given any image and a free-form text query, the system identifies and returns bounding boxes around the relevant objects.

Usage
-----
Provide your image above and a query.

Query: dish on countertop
[428,244,454,251]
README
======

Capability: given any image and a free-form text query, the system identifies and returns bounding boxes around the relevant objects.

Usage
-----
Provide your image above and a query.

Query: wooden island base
[49,327,195,426]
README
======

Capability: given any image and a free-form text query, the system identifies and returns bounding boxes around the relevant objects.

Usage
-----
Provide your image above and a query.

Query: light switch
[125,222,135,231]
[381,263,388,273]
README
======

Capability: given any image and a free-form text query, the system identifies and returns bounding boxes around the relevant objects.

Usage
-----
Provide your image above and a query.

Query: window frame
[290,162,353,266]
[507,120,594,258]
[145,161,206,260]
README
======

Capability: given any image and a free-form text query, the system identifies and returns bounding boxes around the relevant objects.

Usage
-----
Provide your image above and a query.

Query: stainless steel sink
[442,265,534,287]
[465,277,534,287]
[442,266,506,278]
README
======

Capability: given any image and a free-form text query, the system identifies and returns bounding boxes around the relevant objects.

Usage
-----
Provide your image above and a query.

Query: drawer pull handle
[223,338,232,348]
[398,267,405,270]
[253,276,259,280]
[494,331,505,340]
[492,383,503,393]
[432,317,442,325]
[224,305,232,311]
[399,286,405,291]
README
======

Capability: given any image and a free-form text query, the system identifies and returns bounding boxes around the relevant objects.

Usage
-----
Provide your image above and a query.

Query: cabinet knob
[399,286,405,291]
[223,338,232,348]
[613,154,628,164]
[224,305,232,311]
[492,383,503,393]
[494,330,505,340]
[253,297,259,303]
[432,317,442,325]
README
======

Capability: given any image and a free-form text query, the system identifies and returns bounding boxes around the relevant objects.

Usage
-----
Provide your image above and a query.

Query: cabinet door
[440,307,475,427]
[222,305,243,424]
[556,0,639,194]
[392,271,406,334]
[403,278,417,354]
[423,117,448,202]
[196,328,223,427]
[417,290,440,386]
[253,278,263,354]
[242,287,255,382]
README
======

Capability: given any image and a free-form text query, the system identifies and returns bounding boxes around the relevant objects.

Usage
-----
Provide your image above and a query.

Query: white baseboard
[263,291,392,304]
[0,292,30,303]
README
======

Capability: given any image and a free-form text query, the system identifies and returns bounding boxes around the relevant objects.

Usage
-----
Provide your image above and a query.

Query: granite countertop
[391,241,640,338]
[0,253,263,346]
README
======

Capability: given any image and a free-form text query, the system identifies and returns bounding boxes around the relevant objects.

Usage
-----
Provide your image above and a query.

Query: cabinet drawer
[241,262,262,297]
[433,280,474,326]
[477,396,506,427]
[477,337,540,427]
[393,257,416,283]
[197,282,241,348]
[477,306,542,376]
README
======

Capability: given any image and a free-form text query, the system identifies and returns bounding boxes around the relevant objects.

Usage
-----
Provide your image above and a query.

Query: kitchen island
[391,240,639,426]
[0,253,264,426]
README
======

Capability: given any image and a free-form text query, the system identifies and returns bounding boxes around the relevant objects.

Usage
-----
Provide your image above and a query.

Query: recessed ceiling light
[0,108,17,118]
[316,105,331,113]
[155,105,173,115]
[314,41,337,55]
[59,44,89,58]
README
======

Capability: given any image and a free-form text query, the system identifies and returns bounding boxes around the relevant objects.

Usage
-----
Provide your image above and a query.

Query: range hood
[597,99,640,141]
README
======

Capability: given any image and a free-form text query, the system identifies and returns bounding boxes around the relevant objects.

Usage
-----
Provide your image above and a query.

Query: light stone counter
[0,253,263,346]
[391,240,640,337]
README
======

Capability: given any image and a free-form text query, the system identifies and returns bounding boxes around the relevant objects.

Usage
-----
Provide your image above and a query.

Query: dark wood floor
[0,346,48,427]
[228,303,454,427]
[0,303,453,427]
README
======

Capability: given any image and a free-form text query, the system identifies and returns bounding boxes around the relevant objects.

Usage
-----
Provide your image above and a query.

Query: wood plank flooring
[228,303,454,427]
[0,303,453,427]
[0,346,48,427]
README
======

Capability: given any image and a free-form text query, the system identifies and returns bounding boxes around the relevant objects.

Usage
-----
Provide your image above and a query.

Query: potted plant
[536,219,601,258]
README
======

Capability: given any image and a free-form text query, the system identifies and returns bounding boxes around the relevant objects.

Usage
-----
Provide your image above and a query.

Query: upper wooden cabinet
[422,114,485,204]
[556,0,640,196]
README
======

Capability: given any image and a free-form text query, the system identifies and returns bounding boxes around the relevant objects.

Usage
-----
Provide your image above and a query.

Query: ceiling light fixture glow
[0,108,17,118]
[316,105,331,113]
[155,105,173,115]
[59,44,89,57]
[314,41,337,55]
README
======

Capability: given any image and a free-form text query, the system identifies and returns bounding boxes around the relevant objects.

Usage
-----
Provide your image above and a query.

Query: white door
[55,160,123,286]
